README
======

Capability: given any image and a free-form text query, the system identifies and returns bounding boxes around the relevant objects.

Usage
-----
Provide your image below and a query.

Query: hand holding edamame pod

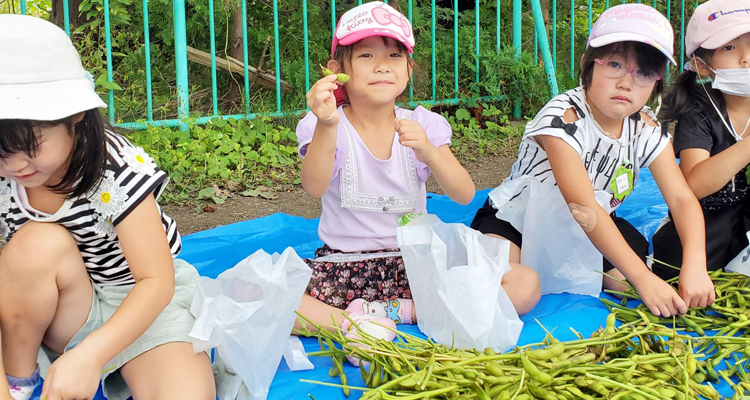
[320,64,350,84]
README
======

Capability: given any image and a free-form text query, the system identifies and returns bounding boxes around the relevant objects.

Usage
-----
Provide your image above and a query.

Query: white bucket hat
[0,14,107,121]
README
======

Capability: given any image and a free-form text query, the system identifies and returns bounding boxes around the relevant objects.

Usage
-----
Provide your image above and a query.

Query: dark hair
[660,48,723,124]
[0,109,108,198]
[580,41,668,99]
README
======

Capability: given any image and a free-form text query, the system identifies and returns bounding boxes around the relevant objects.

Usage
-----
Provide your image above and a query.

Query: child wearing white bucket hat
[653,0,750,281]
[0,15,214,400]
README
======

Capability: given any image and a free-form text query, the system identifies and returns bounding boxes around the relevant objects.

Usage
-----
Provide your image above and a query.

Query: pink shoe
[345,298,387,318]
[341,313,397,366]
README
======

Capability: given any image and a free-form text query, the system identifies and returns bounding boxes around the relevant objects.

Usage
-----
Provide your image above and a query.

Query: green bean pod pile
[296,312,721,400]
[604,269,750,399]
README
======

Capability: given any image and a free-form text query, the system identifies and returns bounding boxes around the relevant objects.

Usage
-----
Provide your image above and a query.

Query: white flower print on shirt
[0,220,9,239]
[121,146,157,176]
[0,180,10,216]
[90,176,127,219]
[94,216,117,238]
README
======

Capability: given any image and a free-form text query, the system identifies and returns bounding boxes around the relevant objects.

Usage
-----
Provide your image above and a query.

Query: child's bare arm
[423,146,475,204]
[301,122,338,198]
[649,144,715,308]
[395,119,475,204]
[679,138,750,199]
[537,134,687,317]
[301,75,340,198]
[41,194,174,399]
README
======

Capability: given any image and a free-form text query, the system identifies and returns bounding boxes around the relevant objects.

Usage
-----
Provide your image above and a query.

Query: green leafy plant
[126,115,300,203]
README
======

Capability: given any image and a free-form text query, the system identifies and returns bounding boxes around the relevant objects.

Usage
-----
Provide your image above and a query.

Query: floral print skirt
[305,244,412,308]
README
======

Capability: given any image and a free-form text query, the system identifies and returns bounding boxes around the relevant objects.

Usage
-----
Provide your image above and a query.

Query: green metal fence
[12,0,703,130]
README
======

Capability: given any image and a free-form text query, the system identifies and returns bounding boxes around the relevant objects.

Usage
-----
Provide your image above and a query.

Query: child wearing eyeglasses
[470,4,714,317]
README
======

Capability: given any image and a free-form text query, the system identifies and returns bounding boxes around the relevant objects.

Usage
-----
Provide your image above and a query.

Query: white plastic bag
[189,248,312,400]
[490,178,608,297]
[283,336,314,371]
[725,231,750,276]
[396,214,523,353]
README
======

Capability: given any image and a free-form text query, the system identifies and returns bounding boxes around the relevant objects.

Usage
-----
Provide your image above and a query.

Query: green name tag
[611,161,634,200]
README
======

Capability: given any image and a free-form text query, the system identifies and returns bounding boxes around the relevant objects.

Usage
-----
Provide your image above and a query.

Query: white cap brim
[0,76,107,121]
[589,32,677,66]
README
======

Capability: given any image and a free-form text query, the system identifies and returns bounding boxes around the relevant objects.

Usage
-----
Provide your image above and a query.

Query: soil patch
[163,154,516,235]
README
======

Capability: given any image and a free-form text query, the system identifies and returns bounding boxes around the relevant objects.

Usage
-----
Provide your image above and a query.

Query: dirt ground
[163,154,516,235]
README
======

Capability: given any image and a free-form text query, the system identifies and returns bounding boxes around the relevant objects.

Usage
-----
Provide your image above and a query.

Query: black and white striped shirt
[501,87,669,211]
[0,131,181,286]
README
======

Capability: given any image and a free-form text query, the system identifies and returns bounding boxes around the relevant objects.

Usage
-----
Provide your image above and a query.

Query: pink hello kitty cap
[587,4,677,65]
[331,1,415,57]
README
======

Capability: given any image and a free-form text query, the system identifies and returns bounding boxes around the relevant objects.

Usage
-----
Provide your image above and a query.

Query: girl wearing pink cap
[471,4,714,317]
[653,0,750,281]
[294,1,540,344]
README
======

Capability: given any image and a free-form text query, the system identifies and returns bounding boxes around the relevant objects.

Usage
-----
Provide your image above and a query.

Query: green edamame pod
[657,387,677,398]
[473,383,491,400]
[521,354,553,384]
[320,64,350,84]
[485,363,505,377]
[340,372,350,396]
[527,342,566,360]
[388,356,402,373]
[679,315,705,336]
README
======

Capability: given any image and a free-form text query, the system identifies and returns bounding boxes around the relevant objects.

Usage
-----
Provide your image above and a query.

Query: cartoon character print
[371,4,412,39]
[386,300,401,324]
[352,299,387,317]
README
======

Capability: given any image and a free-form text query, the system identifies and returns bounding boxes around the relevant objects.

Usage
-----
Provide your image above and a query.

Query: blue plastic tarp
[177,168,716,400]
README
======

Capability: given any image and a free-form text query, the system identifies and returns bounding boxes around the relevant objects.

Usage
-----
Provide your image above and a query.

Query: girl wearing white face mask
[652,0,750,281]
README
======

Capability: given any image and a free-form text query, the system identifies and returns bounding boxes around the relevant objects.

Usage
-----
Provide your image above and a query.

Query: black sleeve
[672,112,714,157]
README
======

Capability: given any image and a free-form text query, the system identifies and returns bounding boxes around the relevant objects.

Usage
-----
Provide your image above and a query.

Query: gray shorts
[39,258,201,400]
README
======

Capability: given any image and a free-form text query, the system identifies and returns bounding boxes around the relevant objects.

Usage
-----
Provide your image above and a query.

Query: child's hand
[677,265,716,308]
[632,273,688,317]
[41,348,102,400]
[395,118,438,163]
[306,74,340,126]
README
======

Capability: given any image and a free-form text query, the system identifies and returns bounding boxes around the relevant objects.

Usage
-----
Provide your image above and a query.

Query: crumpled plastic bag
[189,248,312,400]
[490,177,610,297]
[725,232,750,276]
[283,336,314,371]
[396,214,523,353]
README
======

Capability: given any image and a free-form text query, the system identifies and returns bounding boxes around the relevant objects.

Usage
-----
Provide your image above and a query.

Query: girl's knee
[2,222,79,272]
[505,264,541,315]
[123,344,215,400]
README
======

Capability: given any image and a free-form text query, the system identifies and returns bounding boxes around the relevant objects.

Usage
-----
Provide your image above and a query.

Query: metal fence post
[512,0,521,118]
[173,0,190,131]
[531,0,559,98]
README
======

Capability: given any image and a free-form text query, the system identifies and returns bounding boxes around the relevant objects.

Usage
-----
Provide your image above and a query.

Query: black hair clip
[551,116,578,136]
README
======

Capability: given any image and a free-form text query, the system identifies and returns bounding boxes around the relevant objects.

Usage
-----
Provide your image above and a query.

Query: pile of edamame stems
[296,269,750,400]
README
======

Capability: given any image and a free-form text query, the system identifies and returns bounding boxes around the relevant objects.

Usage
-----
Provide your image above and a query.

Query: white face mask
[711,67,750,98]
[693,58,750,140]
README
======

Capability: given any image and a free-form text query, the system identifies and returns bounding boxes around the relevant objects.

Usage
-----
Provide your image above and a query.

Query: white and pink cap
[587,4,676,65]
[685,0,750,58]
[331,1,415,57]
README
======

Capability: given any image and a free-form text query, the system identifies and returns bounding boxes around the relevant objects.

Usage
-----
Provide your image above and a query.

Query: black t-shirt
[673,109,749,209]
